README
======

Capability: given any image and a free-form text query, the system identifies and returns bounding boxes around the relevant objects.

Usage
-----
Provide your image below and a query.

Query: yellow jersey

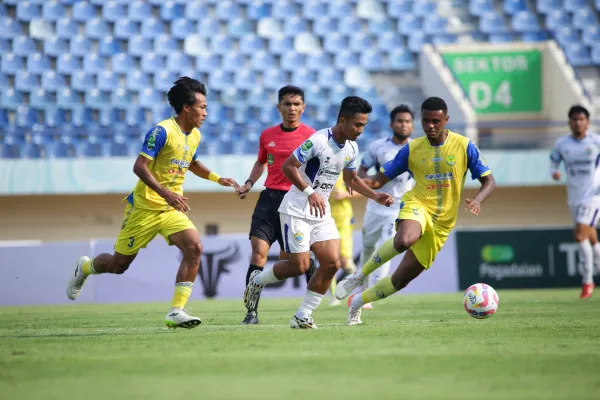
[127,117,201,210]
[329,175,353,221]
[382,131,490,228]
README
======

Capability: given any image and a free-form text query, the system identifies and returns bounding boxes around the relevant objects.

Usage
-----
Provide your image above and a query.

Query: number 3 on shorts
[128,236,135,248]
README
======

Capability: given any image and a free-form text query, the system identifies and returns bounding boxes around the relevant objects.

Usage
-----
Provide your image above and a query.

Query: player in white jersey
[550,105,600,298]
[243,97,394,328]
[356,105,415,310]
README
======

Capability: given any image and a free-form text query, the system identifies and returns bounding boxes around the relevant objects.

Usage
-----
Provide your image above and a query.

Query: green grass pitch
[1,289,599,400]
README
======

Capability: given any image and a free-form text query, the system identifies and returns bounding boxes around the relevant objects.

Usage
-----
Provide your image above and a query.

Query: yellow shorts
[397,200,451,269]
[114,203,197,255]
[332,212,354,260]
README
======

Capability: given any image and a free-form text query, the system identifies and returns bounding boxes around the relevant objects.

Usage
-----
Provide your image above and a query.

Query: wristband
[208,171,221,183]
[245,179,254,188]
[303,186,315,197]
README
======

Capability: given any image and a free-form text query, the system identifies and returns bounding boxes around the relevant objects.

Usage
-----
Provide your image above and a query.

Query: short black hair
[167,76,207,114]
[568,105,590,120]
[421,97,448,114]
[278,85,304,103]
[390,104,414,123]
[337,96,372,121]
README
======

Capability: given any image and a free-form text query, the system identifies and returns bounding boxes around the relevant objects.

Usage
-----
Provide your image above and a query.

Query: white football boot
[290,315,318,329]
[66,256,90,300]
[335,271,366,300]
[347,308,363,326]
[165,309,202,329]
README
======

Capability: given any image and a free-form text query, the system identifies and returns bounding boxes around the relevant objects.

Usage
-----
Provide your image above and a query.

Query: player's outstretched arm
[188,160,240,192]
[238,160,267,199]
[465,174,496,216]
[282,154,327,218]
[133,155,190,213]
[369,171,391,190]
[343,170,393,207]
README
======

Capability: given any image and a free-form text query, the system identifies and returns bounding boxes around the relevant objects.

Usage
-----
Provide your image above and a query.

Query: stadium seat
[166,53,193,73]
[412,1,436,16]
[377,32,404,51]
[71,106,93,127]
[85,89,108,109]
[293,68,317,88]
[221,53,245,72]
[545,10,570,31]
[161,2,184,20]
[208,70,234,91]
[111,53,136,74]
[57,53,83,75]
[504,0,528,14]
[56,88,78,109]
[257,18,283,38]
[387,1,412,18]
[1,137,22,159]
[44,37,68,56]
[323,33,348,53]
[239,34,266,55]
[0,17,22,39]
[86,18,110,39]
[83,54,106,74]
[424,16,449,35]
[102,2,126,22]
[228,18,254,37]
[69,35,92,57]
[554,26,579,47]
[56,18,78,39]
[313,16,339,36]
[338,16,363,35]
[349,32,374,52]
[16,2,42,21]
[432,34,458,45]
[536,0,562,14]
[271,2,299,19]
[294,33,321,54]
[72,2,95,21]
[512,11,541,33]
[29,19,55,39]
[563,0,589,13]
[30,88,54,109]
[44,107,67,127]
[573,9,598,26]
[185,2,209,19]
[141,18,167,37]
[521,31,549,42]
[183,34,210,56]
[210,34,235,55]
[284,16,310,36]
[195,53,221,73]
[303,1,328,20]
[128,36,153,56]
[357,0,385,19]
[407,31,428,52]
[367,17,395,35]
[125,71,151,91]
[141,53,165,74]
[269,37,293,55]
[98,107,121,127]
[1,53,24,74]
[262,68,288,90]
[99,36,122,56]
[489,33,518,43]
[317,68,343,88]
[398,16,422,35]
[246,87,271,107]
[125,106,145,125]
[582,26,600,46]
[154,35,179,56]
[15,106,38,127]
[128,0,153,21]
[150,103,173,122]
[305,52,333,70]
[97,71,120,91]
[360,49,385,71]
[591,44,600,64]
[334,49,359,69]
[171,19,196,39]
[26,53,51,74]
[70,71,95,92]
[470,0,495,16]
[328,1,354,18]
[249,50,276,71]
[0,73,9,89]
[0,38,9,53]
[564,43,592,67]
[15,71,38,94]
[114,20,139,39]
[138,89,165,109]
[235,70,259,90]
[480,13,510,34]
[216,1,243,20]
[12,36,36,56]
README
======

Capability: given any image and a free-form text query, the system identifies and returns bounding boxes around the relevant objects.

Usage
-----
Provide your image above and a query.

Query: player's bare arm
[343,169,393,207]
[465,174,496,216]
[133,155,190,213]
[282,154,327,218]
[357,164,376,187]
[238,160,267,199]
[368,170,391,190]
[188,160,240,191]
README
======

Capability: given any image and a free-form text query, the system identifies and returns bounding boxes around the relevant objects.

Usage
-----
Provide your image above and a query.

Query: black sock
[246,264,263,286]
[305,258,316,284]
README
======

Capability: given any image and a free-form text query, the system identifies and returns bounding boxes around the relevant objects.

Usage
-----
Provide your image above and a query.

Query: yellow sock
[171,282,193,309]
[81,258,97,275]
[362,239,400,276]
[330,278,336,296]
[361,276,398,304]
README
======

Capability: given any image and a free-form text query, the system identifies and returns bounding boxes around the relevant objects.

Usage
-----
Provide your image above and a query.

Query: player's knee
[184,241,203,262]
[394,233,418,251]
[294,257,312,274]
[112,259,131,274]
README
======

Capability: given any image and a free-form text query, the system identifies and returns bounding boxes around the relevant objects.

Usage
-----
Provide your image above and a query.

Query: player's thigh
[572,204,599,241]
[395,201,427,247]
[410,224,451,269]
[159,210,201,252]
[167,227,202,256]
[310,218,341,267]
[114,204,161,255]
[280,213,312,253]
[391,249,426,289]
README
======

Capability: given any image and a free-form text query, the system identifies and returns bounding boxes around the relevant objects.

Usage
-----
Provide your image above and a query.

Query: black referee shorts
[249,188,287,250]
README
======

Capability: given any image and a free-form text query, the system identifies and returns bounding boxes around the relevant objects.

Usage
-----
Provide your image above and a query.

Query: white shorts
[570,203,600,227]
[280,213,340,253]
[362,210,396,249]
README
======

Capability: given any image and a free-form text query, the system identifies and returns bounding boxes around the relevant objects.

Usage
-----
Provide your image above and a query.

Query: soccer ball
[463,283,499,319]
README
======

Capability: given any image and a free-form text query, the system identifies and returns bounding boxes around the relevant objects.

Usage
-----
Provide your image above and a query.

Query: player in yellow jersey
[335,97,496,325]
[328,175,358,305]
[66,77,240,328]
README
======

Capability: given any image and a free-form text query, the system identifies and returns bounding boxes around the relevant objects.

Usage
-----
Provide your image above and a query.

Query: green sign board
[442,50,542,114]
[457,229,587,290]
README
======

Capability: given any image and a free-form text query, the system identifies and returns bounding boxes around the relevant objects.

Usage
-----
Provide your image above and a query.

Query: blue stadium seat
[99,107,121,126]
[480,13,510,34]
[154,71,178,92]
[545,10,570,31]
[245,87,270,107]
[334,50,359,69]
[70,35,92,56]
[210,34,235,54]
[221,53,245,72]
[114,20,139,39]
[488,33,518,43]
[184,2,210,19]
[554,26,579,47]
[305,52,332,70]
[367,17,395,34]
[262,68,288,90]
[323,33,348,53]
[536,0,562,14]
[338,16,363,35]
[0,38,9,52]
[141,53,166,73]
[292,68,316,88]
[248,2,271,19]
[111,53,136,74]
[129,0,153,21]
[0,109,8,128]
[30,88,54,109]
[387,1,412,18]
[29,18,55,39]
[99,36,122,56]
[0,72,9,89]
[15,106,38,127]
[102,2,126,22]
[294,33,322,54]
[71,106,93,127]
[183,34,210,56]
[83,54,106,74]
[349,32,374,52]
[284,16,310,36]
[0,3,6,17]
[125,106,145,125]
[234,70,258,90]
[1,137,22,159]
[573,8,598,26]
[43,37,68,56]
[27,53,51,74]
[85,88,108,109]
[209,70,234,91]
[56,18,78,39]
[172,19,196,39]
[591,44,600,65]
[97,71,120,91]
[424,16,449,35]
[564,43,592,66]
[70,71,94,92]
[57,88,78,109]
[215,1,243,20]
[86,18,110,39]
[161,2,184,20]
[1,54,24,74]
[432,34,458,45]
[257,17,282,39]
[138,89,164,108]
[360,49,385,71]
[317,68,343,88]
[154,35,179,56]
[12,36,36,56]
[564,0,589,13]
[280,51,306,71]
[15,71,38,92]
[166,53,193,73]
[512,11,540,33]
[504,0,528,14]
[271,2,299,19]
[0,18,22,39]
[412,1,436,16]
[195,53,221,73]
[313,16,339,36]
[521,31,549,42]
[250,50,276,71]
[398,16,422,35]
[45,107,66,127]
[407,32,428,52]
[582,26,600,46]
[303,1,328,20]
[328,1,353,18]
[48,137,77,158]
[229,18,254,37]
[470,0,495,16]
[79,136,110,158]
[72,2,95,21]
[357,0,385,19]
[141,18,167,37]
[126,71,151,91]
[377,32,403,51]
[128,36,153,56]
[16,2,42,21]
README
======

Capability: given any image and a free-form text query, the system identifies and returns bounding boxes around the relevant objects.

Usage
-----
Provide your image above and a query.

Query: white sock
[255,266,281,286]
[579,240,594,284]
[295,290,324,318]
[350,293,365,310]
[592,243,600,269]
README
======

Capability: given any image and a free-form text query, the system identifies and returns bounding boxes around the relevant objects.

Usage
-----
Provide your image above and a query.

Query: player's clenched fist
[374,193,394,207]
[465,198,481,216]
[308,192,327,218]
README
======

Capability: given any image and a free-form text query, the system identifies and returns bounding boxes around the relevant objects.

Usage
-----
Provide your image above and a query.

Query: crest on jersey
[268,141,276,147]
[586,147,593,155]
[267,153,274,165]
[446,155,456,166]
[343,155,351,166]
[294,232,304,243]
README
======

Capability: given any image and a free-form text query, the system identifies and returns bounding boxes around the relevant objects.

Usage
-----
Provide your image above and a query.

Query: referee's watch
[245,179,254,188]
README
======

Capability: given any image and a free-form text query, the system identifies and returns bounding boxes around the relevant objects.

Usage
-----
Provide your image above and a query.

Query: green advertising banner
[442,50,542,114]
[457,229,589,290]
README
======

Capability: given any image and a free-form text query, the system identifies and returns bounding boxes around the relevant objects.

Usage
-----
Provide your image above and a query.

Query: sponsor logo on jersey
[146,127,160,150]
[268,141,276,147]
[343,155,351,166]
[300,140,313,152]
[446,155,456,166]
[294,232,304,243]
[170,158,191,168]
[431,157,442,162]
[425,172,454,180]
[267,153,274,165]
[427,183,451,190]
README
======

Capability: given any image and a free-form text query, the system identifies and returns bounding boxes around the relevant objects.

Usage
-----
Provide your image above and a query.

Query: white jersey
[361,136,414,215]
[550,132,600,205]
[278,128,358,221]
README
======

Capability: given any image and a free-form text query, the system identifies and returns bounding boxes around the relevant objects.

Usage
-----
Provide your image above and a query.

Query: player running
[66,77,240,328]
[237,86,316,325]
[550,105,600,298]
[335,97,496,326]
[244,96,394,329]
[356,104,415,309]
